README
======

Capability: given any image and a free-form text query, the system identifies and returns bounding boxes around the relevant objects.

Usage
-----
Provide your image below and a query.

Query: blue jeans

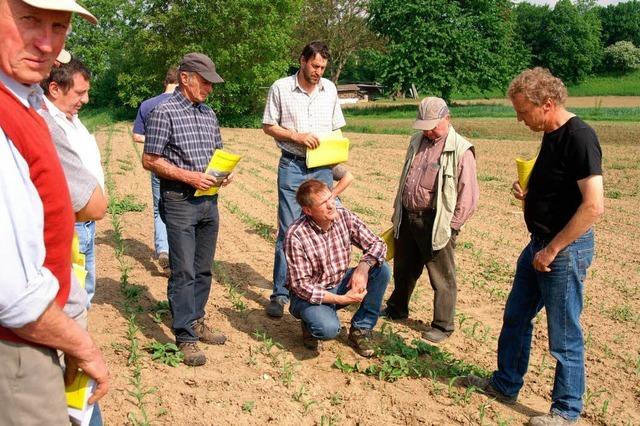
[160,186,219,343]
[491,229,594,421]
[289,263,391,338]
[271,155,332,302]
[88,402,102,425]
[151,173,169,255]
[75,221,96,308]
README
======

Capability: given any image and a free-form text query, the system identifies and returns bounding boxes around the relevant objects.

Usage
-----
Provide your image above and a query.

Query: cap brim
[22,0,97,25]
[413,118,440,131]
[198,71,224,84]
[56,49,71,64]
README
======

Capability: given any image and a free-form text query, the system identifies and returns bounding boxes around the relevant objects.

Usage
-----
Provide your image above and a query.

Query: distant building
[337,83,384,104]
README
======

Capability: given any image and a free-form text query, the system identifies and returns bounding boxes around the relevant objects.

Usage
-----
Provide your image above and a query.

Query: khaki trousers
[0,340,68,426]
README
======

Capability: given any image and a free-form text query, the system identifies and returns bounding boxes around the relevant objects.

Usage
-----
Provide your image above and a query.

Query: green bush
[603,41,640,73]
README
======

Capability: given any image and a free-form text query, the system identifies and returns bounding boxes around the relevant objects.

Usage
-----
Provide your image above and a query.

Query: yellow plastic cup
[516,156,537,191]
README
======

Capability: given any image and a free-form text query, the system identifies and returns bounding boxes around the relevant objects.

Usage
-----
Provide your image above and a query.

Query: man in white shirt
[0,0,109,423]
[41,57,105,307]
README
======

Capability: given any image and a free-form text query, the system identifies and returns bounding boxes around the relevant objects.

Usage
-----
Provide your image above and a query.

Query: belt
[159,178,195,195]
[404,208,435,219]
[281,150,306,162]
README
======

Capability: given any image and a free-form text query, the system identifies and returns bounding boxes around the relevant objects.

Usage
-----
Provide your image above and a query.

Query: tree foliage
[367,0,527,101]
[599,0,640,47]
[539,0,602,84]
[67,0,302,122]
[293,0,381,82]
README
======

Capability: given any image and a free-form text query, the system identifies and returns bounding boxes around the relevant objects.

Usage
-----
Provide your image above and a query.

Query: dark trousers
[160,184,219,343]
[386,209,457,333]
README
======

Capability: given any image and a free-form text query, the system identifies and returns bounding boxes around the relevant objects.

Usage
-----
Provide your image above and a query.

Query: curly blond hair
[508,67,567,107]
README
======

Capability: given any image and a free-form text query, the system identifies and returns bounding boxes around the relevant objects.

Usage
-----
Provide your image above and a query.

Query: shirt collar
[292,72,325,94]
[304,213,336,234]
[0,69,43,109]
[173,88,209,112]
[42,96,71,121]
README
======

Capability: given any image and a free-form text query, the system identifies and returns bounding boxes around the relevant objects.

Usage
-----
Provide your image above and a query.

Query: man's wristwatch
[360,258,376,268]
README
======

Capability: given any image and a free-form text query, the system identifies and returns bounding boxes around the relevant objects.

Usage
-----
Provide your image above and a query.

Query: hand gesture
[64,346,110,405]
[190,172,217,190]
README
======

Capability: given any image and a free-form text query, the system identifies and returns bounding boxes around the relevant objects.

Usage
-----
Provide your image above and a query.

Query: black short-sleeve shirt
[525,116,602,239]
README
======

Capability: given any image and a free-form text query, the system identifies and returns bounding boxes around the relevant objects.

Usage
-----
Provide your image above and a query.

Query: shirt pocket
[418,162,440,191]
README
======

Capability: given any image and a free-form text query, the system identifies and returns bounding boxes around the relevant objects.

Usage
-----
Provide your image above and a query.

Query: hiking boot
[193,318,226,345]
[178,342,206,366]
[301,322,320,351]
[266,297,286,318]
[421,327,451,343]
[348,327,376,358]
[460,375,517,405]
[158,252,170,270]
[528,413,577,426]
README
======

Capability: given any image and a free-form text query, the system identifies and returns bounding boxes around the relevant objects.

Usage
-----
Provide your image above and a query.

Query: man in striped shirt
[285,180,390,357]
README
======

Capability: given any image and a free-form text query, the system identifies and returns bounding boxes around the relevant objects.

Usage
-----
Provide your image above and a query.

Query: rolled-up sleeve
[262,84,281,126]
[347,211,386,266]
[0,131,59,328]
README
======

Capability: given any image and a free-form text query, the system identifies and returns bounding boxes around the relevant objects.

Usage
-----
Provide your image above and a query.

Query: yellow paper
[71,232,87,288]
[195,150,241,197]
[65,371,91,410]
[306,130,349,168]
[380,226,395,261]
[515,156,537,190]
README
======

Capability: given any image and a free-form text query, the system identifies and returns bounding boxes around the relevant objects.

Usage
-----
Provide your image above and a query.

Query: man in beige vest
[383,97,478,343]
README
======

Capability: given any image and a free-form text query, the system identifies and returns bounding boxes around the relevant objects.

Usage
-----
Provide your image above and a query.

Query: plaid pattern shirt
[285,207,386,304]
[262,73,346,157]
[144,89,223,172]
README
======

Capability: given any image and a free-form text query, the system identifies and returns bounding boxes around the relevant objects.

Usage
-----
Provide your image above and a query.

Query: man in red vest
[0,1,109,423]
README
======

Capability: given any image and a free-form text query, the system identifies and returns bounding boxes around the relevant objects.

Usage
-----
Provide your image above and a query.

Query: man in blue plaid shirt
[142,53,231,366]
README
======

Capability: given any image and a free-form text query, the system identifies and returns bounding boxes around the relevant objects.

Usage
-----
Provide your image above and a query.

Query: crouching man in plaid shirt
[285,179,391,357]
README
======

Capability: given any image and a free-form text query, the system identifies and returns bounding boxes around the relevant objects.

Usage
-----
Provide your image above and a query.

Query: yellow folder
[65,371,92,410]
[380,226,395,261]
[195,150,241,197]
[306,130,349,168]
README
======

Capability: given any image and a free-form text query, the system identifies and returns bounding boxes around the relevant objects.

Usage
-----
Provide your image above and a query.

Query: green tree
[293,0,381,82]
[540,0,602,84]
[599,0,640,47]
[67,0,302,123]
[512,2,550,65]
[367,0,527,101]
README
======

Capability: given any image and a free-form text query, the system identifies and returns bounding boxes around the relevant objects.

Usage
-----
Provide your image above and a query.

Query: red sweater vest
[0,82,74,343]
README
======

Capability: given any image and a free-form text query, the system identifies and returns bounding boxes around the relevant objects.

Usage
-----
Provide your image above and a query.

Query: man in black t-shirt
[462,68,604,426]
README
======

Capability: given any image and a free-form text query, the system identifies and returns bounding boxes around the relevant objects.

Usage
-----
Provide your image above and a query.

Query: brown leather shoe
[193,318,226,345]
[301,321,320,351]
[178,342,206,366]
[348,327,375,358]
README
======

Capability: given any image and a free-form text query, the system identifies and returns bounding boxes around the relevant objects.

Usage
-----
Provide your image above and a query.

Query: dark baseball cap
[179,53,224,84]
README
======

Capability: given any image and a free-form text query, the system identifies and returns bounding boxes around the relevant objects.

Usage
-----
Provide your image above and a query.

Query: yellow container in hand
[195,150,241,197]
[515,156,537,191]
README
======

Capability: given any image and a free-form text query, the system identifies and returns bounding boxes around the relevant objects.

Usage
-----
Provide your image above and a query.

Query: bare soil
[90,124,640,425]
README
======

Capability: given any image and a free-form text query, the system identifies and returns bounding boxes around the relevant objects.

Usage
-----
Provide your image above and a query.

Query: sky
[516,0,629,4]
